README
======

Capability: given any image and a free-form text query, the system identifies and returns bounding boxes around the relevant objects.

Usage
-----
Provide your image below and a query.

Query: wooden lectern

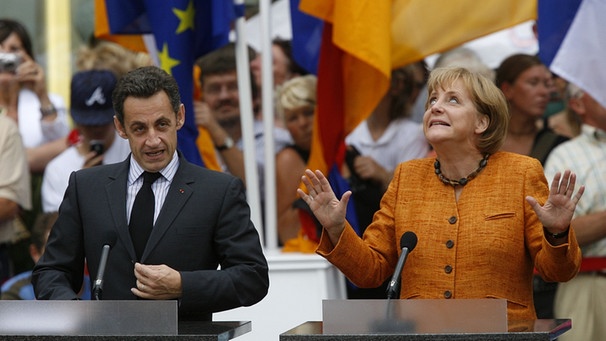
[280,299,571,341]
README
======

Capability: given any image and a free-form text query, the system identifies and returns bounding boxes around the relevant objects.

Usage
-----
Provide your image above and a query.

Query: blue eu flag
[104,0,237,166]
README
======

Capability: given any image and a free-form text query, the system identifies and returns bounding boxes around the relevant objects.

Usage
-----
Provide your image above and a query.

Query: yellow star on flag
[158,43,180,74]
[173,0,195,34]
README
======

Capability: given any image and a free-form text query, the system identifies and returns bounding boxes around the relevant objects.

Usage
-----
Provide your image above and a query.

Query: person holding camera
[41,70,130,212]
[0,19,70,174]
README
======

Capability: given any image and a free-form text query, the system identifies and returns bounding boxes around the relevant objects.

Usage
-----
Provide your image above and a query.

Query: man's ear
[176,104,185,130]
[568,96,585,118]
[114,116,128,139]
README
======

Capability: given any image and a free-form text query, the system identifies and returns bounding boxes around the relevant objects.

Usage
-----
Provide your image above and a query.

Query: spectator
[250,38,309,127]
[194,43,292,217]
[1,212,91,300]
[41,70,131,212]
[495,53,570,318]
[250,37,308,91]
[0,19,70,272]
[345,63,430,231]
[274,75,317,246]
[545,83,606,341]
[342,63,429,299]
[0,18,70,174]
[496,54,568,165]
[76,38,152,78]
[0,114,31,283]
[545,75,582,139]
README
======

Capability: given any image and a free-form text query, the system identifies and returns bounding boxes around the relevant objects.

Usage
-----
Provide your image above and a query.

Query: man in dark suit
[32,66,269,321]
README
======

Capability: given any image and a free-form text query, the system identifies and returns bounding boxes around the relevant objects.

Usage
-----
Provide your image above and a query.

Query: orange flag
[299,0,536,174]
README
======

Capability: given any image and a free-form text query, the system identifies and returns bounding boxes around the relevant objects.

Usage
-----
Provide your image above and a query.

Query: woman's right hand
[297,169,351,244]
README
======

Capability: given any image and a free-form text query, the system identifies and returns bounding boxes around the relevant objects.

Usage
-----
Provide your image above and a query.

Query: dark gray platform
[281,299,570,341]
[281,320,570,341]
[0,301,250,340]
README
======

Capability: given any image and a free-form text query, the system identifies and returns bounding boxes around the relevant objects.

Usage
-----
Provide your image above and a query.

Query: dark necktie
[129,171,161,261]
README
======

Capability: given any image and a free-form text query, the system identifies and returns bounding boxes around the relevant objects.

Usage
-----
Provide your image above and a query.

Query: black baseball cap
[70,70,117,126]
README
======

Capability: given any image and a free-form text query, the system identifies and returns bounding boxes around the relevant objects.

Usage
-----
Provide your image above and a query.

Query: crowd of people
[0,15,604,340]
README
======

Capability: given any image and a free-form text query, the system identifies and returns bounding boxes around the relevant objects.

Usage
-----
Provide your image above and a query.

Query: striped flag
[539,0,606,109]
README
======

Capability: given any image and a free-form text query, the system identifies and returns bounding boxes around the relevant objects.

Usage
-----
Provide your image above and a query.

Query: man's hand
[131,262,183,300]
[82,150,104,169]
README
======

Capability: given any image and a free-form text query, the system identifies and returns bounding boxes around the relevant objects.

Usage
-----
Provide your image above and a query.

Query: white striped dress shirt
[544,124,606,256]
[126,152,180,225]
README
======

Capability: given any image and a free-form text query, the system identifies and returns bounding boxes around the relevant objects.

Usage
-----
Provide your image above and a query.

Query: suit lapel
[106,158,137,261]
[141,159,194,261]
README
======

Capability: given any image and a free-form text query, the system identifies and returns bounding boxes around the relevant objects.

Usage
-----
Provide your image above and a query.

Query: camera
[89,140,105,156]
[0,53,22,74]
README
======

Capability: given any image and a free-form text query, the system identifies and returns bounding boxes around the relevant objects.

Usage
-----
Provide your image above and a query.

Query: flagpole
[259,0,278,251]
[234,0,264,243]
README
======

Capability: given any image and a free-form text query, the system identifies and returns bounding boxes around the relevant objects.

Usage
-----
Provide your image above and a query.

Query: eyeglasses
[204,82,239,96]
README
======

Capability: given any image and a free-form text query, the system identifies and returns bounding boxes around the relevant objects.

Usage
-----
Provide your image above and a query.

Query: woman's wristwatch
[544,226,570,239]
[40,104,57,118]
[216,136,234,151]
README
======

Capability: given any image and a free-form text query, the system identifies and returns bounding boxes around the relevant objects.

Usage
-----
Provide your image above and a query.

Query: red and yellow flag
[299,0,536,175]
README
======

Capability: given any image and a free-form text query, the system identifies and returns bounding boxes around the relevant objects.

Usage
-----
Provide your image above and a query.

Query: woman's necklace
[434,154,490,187]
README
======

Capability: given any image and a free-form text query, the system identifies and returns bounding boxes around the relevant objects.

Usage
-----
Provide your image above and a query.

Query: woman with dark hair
[496,53,570,319]
[0,19,70,173]
[496,53,568,165]
[250,38,308,90]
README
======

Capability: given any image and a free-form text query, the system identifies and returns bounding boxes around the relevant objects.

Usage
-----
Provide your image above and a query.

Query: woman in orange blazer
[298,67,585,322]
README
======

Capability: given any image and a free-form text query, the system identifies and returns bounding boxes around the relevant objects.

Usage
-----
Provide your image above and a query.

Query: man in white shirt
[545,83,606,341]
[41,70,130,212]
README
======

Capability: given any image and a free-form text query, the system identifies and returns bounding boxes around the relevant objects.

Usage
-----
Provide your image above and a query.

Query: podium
[280,299,571,341]
[0,301,250,340]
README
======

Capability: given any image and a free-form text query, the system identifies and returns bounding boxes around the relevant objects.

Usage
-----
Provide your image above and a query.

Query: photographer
[0,19,70,174]
[41,70,130,212]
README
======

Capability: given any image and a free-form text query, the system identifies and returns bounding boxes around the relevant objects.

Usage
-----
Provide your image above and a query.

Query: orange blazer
[317,151,581,321]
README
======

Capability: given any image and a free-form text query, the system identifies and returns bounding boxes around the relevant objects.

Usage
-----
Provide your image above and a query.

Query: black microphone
[92,232,117,300]
[386,231,418,299]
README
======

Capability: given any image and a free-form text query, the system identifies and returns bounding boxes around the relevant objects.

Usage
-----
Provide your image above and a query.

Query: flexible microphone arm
[93,245,111,300]
[92,232,117,300]
[386,231,418,299]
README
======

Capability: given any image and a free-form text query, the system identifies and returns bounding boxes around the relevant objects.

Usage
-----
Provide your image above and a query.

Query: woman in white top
[343,62,430,299]
[0,19,70,174]
[345,62,430,228]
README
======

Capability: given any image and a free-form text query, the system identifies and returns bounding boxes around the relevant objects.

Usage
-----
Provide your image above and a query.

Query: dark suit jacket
[32,153,269,321]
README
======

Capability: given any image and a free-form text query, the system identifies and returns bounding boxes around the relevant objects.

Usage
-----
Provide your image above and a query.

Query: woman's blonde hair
[426,67,509,154]
[276,75,317,121]
[76,40,152,78]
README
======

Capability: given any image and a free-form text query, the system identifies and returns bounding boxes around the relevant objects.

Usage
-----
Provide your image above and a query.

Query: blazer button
[445,240,454,249]
[444,290,452,299]
[444,265,453,274]
[448,216,457,224]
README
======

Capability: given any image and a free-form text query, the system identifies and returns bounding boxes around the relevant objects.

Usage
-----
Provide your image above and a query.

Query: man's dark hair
[196,42,258,100]
[112,66,181,126]
[196,42,239,79]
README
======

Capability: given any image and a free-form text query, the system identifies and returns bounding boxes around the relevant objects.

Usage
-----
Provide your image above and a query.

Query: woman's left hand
[526,170,585,235]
